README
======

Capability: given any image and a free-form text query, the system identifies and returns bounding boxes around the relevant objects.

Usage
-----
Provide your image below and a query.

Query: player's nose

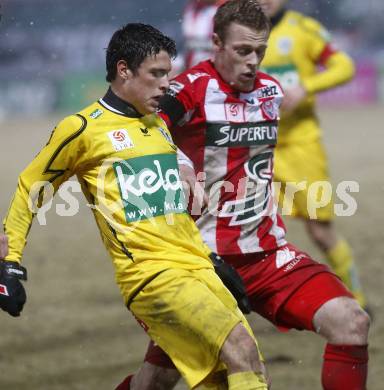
[159,75,170,91]
[246,51,259,69]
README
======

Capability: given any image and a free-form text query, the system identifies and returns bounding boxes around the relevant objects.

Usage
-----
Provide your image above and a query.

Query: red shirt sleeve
[159,72,198,128]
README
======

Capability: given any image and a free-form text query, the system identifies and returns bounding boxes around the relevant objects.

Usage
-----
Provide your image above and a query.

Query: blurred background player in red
[177,0,226,71]
[259,0,368,310]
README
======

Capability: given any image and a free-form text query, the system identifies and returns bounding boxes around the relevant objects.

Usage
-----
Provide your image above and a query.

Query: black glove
[210,253,252,314]
[0,261,27,317]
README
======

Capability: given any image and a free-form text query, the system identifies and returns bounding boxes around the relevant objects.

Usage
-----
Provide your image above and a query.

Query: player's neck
[102,87,143,118]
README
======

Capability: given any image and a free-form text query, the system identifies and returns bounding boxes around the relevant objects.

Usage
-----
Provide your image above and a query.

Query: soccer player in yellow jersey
[259,0,367,308]
[0,23,268,389]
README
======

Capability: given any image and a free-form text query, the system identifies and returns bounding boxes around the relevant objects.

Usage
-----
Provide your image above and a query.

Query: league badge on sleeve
[168,81,185,97]
[89,108,104,119]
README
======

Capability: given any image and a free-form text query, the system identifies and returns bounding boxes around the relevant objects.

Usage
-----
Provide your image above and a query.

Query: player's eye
[236,48,252,56]
[151,70,167,78]
[256,48,266,58]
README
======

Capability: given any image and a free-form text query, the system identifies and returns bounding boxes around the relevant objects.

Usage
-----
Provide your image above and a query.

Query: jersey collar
[99,88,143,118]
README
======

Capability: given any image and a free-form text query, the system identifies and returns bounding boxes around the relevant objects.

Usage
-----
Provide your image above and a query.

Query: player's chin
[236,81,255,93]
[147,97,162,112]
[236,74,256,92]
[142,101,159,115]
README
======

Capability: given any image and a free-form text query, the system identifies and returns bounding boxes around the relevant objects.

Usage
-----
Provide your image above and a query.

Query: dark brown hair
[214,0,271,41]
[106,23,176,82]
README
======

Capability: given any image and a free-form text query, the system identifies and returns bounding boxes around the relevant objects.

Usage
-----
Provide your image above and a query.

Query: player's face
[122,50,172,115]
[259,0,287,18]
[213,23,268,92]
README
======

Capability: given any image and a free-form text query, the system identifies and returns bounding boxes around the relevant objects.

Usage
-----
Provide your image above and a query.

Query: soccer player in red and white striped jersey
[162,59,287,255]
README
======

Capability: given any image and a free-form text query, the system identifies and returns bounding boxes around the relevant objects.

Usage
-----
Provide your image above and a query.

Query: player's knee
[337,304,370,345]
[315,297,370,345]
[154,373,180,390]
[131,363,180,390]
[220,323,260,372]
[350,307,370,340]
[151,370,180,390]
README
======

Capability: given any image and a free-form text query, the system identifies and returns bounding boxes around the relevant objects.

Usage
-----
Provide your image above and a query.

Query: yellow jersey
[3,89,213,303]
[261,10,355,144]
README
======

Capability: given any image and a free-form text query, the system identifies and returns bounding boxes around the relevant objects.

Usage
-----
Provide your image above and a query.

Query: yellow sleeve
[300,16,355,94]
[302,51,355,94]
[202,242,214,259]
[301,16,331,62]
[2,114,87,262]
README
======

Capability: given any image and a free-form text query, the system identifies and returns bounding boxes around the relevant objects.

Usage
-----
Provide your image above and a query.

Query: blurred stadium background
[0,1,383,389]
[1,0,384,117]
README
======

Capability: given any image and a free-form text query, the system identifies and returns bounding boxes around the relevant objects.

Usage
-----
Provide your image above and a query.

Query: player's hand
[0,260,27,317]
[179,163,209,216]
[210,252,252,314]
[280,85,307,113]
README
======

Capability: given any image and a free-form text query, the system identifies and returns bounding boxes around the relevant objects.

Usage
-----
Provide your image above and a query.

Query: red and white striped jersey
[160,60,287,255]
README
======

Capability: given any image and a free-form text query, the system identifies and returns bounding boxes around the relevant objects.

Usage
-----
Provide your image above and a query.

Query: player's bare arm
[0,234,8,259]
[280,84,307,113]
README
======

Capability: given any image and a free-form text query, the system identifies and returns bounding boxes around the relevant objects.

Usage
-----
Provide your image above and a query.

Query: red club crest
[261,100,278,120]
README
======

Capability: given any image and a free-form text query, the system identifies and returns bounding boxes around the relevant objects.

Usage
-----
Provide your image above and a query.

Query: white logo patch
[224,103,245,122]
[168,81,185,97]
[108,129,134,151]
[276,248,297,268]
[187,72,209,83]
[277,37,293,55]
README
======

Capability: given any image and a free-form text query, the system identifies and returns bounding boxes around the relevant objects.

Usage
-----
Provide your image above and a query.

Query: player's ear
[212,33,223,52]
[116,60,134,81]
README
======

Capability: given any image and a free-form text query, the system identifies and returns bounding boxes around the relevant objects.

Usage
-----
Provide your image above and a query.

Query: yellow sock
[326,239,366,308]
[227,371,267,390]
